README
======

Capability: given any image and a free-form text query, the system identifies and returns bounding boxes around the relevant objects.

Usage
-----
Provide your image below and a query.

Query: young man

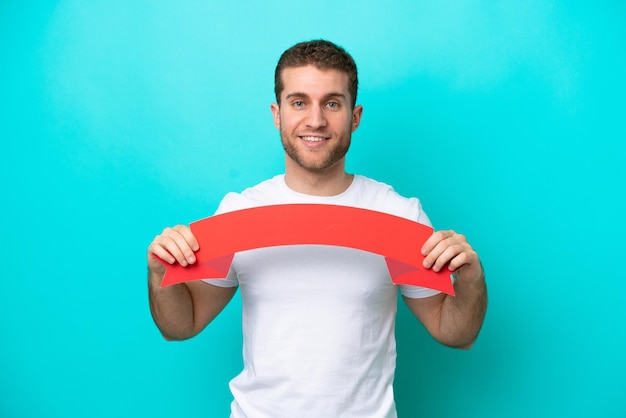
[148,40,487,417]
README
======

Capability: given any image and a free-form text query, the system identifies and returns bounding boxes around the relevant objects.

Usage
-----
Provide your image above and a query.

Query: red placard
[156,204,454,295]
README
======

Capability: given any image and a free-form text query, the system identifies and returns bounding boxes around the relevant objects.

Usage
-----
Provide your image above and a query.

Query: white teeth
[301,136,326,142]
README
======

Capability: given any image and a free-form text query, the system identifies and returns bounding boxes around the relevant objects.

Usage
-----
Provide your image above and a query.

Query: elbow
[161,332,194,342]
[435,332,478,350]
[162,333,182,342]
[454,340,475,350]
[440,339,475,350]
[158,326,196,342]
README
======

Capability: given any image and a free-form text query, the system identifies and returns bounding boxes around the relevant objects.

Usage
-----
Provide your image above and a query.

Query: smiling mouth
[300,135,329,143]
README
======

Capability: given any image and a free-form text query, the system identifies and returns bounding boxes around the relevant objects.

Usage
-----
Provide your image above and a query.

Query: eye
[293,100,305,108]
[326,101,340,109]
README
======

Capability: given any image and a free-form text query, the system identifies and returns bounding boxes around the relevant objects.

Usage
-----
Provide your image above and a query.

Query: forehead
[280,65,350,99]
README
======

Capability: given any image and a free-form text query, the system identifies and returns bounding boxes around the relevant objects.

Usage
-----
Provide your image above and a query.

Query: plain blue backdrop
[2,1,625,417]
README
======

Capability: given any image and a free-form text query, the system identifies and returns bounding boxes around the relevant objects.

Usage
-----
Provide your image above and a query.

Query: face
[271,65,362,173]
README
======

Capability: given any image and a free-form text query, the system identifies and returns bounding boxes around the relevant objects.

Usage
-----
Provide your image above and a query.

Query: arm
[403,230,487,349]
[147,225,237,341]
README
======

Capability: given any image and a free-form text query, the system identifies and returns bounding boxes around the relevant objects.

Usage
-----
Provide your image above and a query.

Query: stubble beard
[280,128,351,172]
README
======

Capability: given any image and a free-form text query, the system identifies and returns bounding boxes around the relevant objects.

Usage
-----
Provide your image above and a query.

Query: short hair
[274,40,359,108]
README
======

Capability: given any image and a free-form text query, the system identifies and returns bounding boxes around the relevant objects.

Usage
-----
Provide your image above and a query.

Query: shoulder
[215,175,285,214]
[351,175,431,226]
[354,175,399,196]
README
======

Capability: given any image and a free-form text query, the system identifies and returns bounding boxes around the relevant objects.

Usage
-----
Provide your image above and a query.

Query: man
[148,40,487,417]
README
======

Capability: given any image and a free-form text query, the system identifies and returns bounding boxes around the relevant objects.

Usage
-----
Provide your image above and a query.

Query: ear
[351,105,363,132]
[270,103,280,130]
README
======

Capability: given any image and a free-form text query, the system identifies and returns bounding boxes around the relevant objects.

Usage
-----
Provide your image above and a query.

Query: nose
[305,105,327,129]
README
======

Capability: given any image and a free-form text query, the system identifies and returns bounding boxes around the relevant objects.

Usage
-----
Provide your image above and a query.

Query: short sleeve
[201,265,239,287]
[399,283,442,299]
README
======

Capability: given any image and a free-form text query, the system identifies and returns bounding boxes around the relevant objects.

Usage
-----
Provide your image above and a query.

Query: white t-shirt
[203,175,439,418]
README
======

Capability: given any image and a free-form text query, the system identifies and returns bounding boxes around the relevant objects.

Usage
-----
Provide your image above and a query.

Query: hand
[147,225,200,275]
[421,230,483,283]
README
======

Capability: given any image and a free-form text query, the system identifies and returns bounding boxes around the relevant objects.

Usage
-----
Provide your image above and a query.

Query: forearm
[438,272,487,348]
[148,269,196,341]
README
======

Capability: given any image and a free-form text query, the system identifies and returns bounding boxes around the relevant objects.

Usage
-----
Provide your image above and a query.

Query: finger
[422,232,468,271]
[153,234,190,266]
[173,225,200,252]
[430,242,469,272]
[421,230,455,257]
[447,249,479,273]
[151,228,192,265]
[148,241,176,265]
[422,230,456,268]
[162,230,197,266]
[167,226,198,265]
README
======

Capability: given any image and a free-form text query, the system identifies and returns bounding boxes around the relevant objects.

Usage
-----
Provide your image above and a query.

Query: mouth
[299,135,330,146]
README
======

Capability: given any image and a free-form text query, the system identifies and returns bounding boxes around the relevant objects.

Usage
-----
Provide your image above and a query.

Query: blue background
[2,1,625,417]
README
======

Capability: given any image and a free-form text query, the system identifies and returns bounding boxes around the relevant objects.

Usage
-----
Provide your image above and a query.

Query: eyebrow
[285,92,347,101]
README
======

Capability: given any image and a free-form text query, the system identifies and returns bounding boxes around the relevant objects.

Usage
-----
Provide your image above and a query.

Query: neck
[284,159,354,196]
